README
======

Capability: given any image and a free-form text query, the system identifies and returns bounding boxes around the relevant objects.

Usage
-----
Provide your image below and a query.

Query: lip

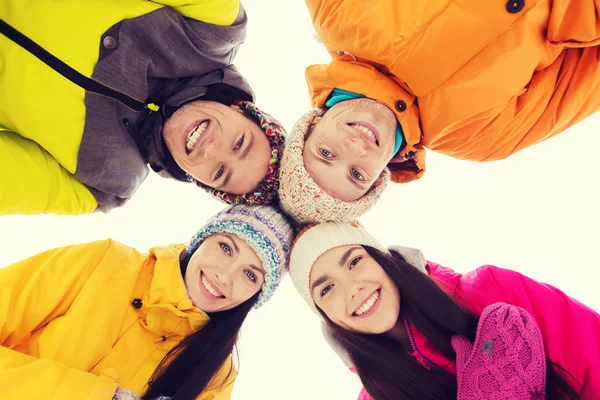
[183,119,211,155]
[348,121,380,146]
[352,288,382,318]
[199,271,225,300]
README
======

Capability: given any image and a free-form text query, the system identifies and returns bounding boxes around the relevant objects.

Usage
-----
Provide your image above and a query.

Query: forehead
[310,245,358,280]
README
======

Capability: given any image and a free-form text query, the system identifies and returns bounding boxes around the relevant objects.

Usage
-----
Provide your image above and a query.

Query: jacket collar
[146,244,209,332]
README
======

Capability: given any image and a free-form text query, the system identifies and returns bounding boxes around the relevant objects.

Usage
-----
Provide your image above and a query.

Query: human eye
[214,166,224,181]
[235,135,245,150]
[351,169,364,181]
[320,284,333,297]
[244,270,257,282]
[219,242,232,255]
[319,148,333,158]
[349,256,362,269]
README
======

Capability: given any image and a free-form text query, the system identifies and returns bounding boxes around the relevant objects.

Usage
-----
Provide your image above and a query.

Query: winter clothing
[193,100,287,206]
[451,303,546,400]
[289,221,389,313]
[278,110,390,223]
[0,240,235,399]
[323,256,600,399]
[303,0,600,184]
[0,0,285,215]
[182,204,295,309]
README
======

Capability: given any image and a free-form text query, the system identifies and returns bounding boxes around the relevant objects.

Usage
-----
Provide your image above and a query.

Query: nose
[202,136,226,160]
[344,134,368,157]
[214,267,234,287]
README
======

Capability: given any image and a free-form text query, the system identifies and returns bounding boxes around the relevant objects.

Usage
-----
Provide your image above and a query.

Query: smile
[186,120,209,154]
[348,122,379,146]
[353,288,381,317]
[200,272,225,299]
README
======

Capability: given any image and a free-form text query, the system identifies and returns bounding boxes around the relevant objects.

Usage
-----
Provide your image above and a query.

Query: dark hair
[144,251,259,400]
[323,247,580,400]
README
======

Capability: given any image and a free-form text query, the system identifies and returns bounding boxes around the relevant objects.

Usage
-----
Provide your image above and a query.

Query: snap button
[103,36,117,49]
[404,151,417,161]
[506,0,524,13]
[132,298,143,309]
[395,100,407,112]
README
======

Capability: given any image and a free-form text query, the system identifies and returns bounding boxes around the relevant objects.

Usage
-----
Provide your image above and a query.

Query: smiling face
[184,233,265,313]
[310,245,401,334]
[303,98,397,202]
[163,101,271,195]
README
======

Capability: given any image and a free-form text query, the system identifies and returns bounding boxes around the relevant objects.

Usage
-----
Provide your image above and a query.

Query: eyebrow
[223,234,239,253]
[346,175,368,191]
[248,263,266,278]
[311,274,330,294]
[340,247,361,267]
[309,151,332,166]
[240,131,255,161]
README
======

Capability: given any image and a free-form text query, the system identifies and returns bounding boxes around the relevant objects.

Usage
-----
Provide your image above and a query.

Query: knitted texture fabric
[278,108,390,223]
[190,100,286,205]
[181,204,295,309]
[451,303,547,400]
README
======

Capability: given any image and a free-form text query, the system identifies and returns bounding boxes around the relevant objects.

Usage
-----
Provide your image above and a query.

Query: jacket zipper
[402,317,449,375]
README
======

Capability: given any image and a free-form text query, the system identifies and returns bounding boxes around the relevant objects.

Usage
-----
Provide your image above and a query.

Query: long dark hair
[144,251,259,400]
[323,247,580,400]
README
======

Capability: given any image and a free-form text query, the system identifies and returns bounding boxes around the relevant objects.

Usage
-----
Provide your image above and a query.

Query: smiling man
[278,0,600,223]
[0,0,285,215]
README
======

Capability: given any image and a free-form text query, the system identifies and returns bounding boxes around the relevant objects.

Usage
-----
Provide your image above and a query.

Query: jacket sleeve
[153,0,240,26]
[458,265,600,398]
[0,240,119,398]
[0,130,98,215]
[422,45,600,162]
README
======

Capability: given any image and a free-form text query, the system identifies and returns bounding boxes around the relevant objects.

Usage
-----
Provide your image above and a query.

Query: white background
[1,1,599,399]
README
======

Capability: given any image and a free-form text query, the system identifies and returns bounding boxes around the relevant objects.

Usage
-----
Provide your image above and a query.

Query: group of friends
[1,0,599,399]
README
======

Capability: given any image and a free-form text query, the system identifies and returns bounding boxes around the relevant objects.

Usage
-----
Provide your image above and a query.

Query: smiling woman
[0,204,294,400]
[288,222,600,400]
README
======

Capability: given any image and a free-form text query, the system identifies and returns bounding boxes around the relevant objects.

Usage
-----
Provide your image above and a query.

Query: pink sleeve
[349,367,372,400]
[457,265,600,398]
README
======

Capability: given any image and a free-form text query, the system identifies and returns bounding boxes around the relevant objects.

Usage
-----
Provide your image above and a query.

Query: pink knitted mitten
[451,302,546,400]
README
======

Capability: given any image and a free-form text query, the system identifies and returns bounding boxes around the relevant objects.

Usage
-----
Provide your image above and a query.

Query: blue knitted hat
[181,204,295,309]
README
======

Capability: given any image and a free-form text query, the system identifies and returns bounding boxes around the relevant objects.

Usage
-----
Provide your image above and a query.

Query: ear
[230,104,245,114]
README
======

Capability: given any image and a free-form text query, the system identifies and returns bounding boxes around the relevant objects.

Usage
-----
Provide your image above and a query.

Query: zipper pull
[146,103,160,113]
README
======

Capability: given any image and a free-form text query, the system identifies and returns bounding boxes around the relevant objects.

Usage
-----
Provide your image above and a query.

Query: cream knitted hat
[278,109,390,224]
[288,221,388,315]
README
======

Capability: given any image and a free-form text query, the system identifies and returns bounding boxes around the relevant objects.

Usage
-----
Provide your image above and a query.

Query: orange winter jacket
[305,0,600,183]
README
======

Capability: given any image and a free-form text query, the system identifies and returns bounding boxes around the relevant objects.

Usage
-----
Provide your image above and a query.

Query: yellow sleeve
[156,0,240,26]
[0,240,119,398]
[197,357,237,400]
[0,130,98,215]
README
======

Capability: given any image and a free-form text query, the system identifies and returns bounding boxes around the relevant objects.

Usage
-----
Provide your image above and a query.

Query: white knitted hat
[278,109,390,224]
[289,221,389,315]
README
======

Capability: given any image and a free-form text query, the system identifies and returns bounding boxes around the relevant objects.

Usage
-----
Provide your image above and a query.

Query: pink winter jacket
[353,263,600,400]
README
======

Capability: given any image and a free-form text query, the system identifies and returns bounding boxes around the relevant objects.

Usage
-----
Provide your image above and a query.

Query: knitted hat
[289,221,389,315]
[451,303,546,400]
[181,204,295,309]
[278,108,390,224]
[190,100,286,205]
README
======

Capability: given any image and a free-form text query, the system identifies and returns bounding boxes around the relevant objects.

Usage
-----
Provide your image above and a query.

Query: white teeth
[351,124,376,143]
[201,275,221,298]
[186,121,208,152]
[355,290,379,316]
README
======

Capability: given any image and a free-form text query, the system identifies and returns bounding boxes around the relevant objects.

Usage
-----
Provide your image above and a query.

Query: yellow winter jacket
[0,240,235,399]
[0,0,240,215]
